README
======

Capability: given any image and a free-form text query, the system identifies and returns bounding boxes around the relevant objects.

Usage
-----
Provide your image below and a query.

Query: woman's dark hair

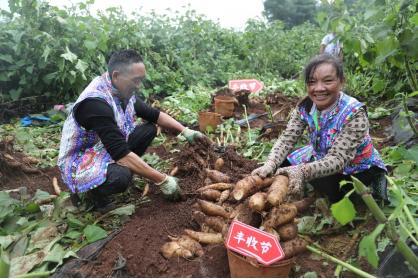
[298,54,344,110]
[303,54,344,84]
[107,49,143,76]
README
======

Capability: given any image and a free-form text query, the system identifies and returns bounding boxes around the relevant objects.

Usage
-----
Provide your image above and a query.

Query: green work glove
[181,127,205,144]
[156,175,181,201]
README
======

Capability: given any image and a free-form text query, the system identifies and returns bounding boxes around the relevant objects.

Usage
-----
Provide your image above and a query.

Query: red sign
[225,220,284,266]
[228,79,264,93]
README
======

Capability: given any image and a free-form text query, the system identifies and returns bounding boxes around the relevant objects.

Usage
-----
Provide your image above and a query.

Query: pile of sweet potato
[161,162,314,261]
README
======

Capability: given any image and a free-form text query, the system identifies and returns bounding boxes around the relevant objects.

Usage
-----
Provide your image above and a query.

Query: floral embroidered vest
[57,72,137,193]
[287,93,386,175]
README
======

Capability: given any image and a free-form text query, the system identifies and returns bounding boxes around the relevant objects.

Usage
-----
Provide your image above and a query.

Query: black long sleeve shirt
[74,96,160,161]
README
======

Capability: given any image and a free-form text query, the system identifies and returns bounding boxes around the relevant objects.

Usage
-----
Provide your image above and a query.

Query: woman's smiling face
[307,63,343,110]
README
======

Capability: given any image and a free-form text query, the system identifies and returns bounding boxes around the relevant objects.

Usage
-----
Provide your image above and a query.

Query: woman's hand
[275,165,305,198]
[251,161,276,178]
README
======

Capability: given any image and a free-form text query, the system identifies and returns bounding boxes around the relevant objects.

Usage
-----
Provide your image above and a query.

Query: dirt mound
[67,143,257,277]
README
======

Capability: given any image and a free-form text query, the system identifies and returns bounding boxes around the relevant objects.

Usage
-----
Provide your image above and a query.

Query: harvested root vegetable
[214,158,224,171]
[248,192,268,212]
[281,237,307,259]
[169,166,179,176]
[205,169,230,183]
[22,156,40,165]
[262,177,274,187]
[197,183,234,192]
[291,196,315,213]
[277,223,298,241]
[169,235,204,257]
[184,229,223,244]
[52,177,61,195]
[205,216,228,234]
[198,199,230,219]
[200,189,222,201]
[264,204,298,228]
[232,175,265,201]
[192,211,228,235]
[267,175,289,206]
[161,241,193,259]
[217,190,230,205]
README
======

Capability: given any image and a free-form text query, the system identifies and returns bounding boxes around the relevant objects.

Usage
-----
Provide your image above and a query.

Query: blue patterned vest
[287,93,386,175]
[57,72,137,193]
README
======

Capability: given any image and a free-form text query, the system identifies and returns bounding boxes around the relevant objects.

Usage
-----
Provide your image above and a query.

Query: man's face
[111,62,146,99]
[307,63,343,110]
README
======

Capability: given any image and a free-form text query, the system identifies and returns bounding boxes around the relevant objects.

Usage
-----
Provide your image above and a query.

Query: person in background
[320,32,343,61]
[252,54,387,203]
[58,49,208,210]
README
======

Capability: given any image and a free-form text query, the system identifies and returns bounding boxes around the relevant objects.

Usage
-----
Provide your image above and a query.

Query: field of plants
[0,0,417,277]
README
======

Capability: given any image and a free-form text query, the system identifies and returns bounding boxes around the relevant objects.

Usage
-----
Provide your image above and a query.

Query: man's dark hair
[107,49,143,75]
[303,54,344,85]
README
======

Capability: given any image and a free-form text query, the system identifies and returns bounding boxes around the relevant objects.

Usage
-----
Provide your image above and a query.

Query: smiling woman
[252,54,387,205]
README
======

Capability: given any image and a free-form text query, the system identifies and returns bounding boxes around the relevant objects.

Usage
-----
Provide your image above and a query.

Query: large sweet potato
[248,192,268,212]
[205,169,231,183]
[232,175,266,201]
[184,229,223,244]
[264,203,298,228]
[267,175,289,206]
[197,199,230,219]
[281,237,307,259]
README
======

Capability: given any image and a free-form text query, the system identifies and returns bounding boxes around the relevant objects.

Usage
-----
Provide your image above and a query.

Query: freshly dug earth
[73,144,257,277]
[0,139,379,278]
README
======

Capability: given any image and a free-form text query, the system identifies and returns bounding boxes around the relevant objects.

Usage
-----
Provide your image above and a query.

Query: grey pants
[88,122,157,207]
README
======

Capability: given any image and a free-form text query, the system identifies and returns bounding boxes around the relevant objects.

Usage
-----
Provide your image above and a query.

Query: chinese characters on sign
[226,220,285,266]
[228,79,263,93]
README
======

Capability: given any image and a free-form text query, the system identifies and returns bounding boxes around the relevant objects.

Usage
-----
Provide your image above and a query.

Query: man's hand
[157,175,182,201]
[181,127,207,144]
[251,160,276,178]
[275,165,305,198]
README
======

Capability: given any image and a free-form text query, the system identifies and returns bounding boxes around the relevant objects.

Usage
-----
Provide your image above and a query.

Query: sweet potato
[205,169,231,183]
[197,183,234,192]
[262,177,274,187]
[264,203,298,228]
[248,192,268,212]
[184,229,223,244]
[281,237,307,259]
[214,158,224,171]
[277,223,298,241]
[291,196,316,213]
[192,211,227,234]
[200,189,222,201]
[169,166,179,176]
[232,175,265,201]
[169,235,204,257]
[267,175,289,206]
[197,199,230,219]
[217,190,230,204]
[161,241,193,259]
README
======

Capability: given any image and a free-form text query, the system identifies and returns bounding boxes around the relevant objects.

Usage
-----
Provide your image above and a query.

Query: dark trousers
[89,123,157,206]
[280,160,386,203]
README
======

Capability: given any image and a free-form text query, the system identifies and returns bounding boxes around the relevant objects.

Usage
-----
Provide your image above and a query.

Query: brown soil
[0,138,63,195]
[0,91,391,278]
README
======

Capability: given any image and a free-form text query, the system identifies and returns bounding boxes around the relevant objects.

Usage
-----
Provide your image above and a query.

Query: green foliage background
[0,0,321,103]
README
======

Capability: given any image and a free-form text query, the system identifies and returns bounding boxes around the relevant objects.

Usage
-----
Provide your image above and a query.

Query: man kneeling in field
[58,49,207,210]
